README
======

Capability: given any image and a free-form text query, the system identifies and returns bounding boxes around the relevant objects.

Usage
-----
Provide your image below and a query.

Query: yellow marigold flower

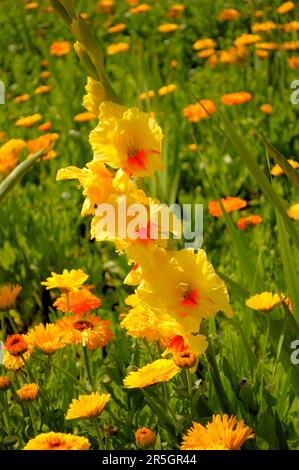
[287,202,299,220]
[41,269,89,292]
[13,94,30,103]
[16,383,39,401]
[181,415,254,450]
[108,23,126,34]
[188,143,197,152]
[40,70,51,79]
[271,159,299,176]
[255,10,264,18]
[198,48,215,58]
[283,21,299,32]
[34,85,51,95]
[27,133,59,161]
[83,77,107,116]
[221,92,252,106]
[38,121,52,131]
[27,323,67,355]
[256,49,268,58]
[25,2,39,10]
[0,376,11,391]
[246,292,284,312]
[123,359,180,388]
[234,34,261,47]
[217,9,240,21]
[56,312,113,350]
[277,1,294,14]
[252,21,277,33]
[168,4,184,19]
[107,42,129,55]
[74,112,97,122]
[281,40,299,50]
[256,42,278,50]
[158,84,176,96]
[50,41,71,57]
[157,23,178,33]
[0,284,22,310]
[193,38,216,50]
[4,347,32,371]
[53,288,101,314]
[24,432,90,450]
[15,113,42,127]
[130,4,151,14]
[66,392,111,420]
[90,101,164,178]
[135,428,156,449]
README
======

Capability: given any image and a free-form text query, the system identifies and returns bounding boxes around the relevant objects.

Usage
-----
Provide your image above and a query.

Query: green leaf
[260,135,299,187]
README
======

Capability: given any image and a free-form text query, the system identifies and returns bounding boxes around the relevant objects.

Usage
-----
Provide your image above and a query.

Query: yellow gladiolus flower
[83,77,107,116]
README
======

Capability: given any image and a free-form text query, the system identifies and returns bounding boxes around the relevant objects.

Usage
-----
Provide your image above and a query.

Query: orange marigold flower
[37,121,52,132]
[209,197,247,217]
[181,415,254,450]
[34,85,51,95]
[221,92,252,105]
[283,21,299,32]
[288,56,299,69]
[5,334,28,357]
[183,99,216,122]
[24,432,90,450]
[281,41,299,50]
[256,49,268,58]
[0,284,22,310]
[56,312,113,350]
[135,428,156,449]
[271,159,299,176]
[246,292,284,312]
[40,70,51,79]
[15,113,42,127]
[0,376,11,391]
[97,0,114,14]
[237,215,263,230]
[50,41,71,57]
[217,9,240,21]
[234,34,261,47]
[173,349,196,368]
[27,323,67,355]
[198,48,215,58]
[277,1,295,14]
[66,392,111,420]
[27,133,59,160]
[158,84,176,96]
[4,347,32,371]
[13,94,30,104]
[252,21,277,33]
[53,288,101,314]
[107,42,129,55]
[259,103,273,114]
[130,4,151,14]
[193,38,216,50]
[25,2,38,10]
[17,383,39,401]
[168,4,184,19]
[107,23,126,34]
[157,23,178,33]
[287,202,299,220]
[255,42,278,50]
[73,112,97,122]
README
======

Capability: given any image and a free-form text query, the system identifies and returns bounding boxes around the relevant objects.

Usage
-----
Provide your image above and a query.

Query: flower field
[0,0,299,452]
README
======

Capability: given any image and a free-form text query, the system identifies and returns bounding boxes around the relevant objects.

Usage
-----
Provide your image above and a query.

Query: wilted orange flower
[234,34,261,47]
[277,1,294,14]
[5,334,28,357]
[181,415,254,450]
[288,56,299,69]
[107,42,129,55]
[41,269,89,292]
[183,99,216,122]
[221,92,252,105]
[0,376,11,391]
[56,312,113,350]
[246,292,284,312]
[256,49,268,58]
[209,197,247,217]
[0,284,22,310]
[217,9,240,21]
[237,215,262,230]
[173,349,196,368]
[53,288,101,314]
[135,428,156,448]
[27,323,67,355]
[50,41,71,57]
[37,121,52,131]
[252,21,277,33]
[193,38,216,50]
[74,112,97,122]
[66,392,111,420]
[107,23,126,34]
[271,159,299,176]
[15,113,42,127]
[158,84,176,96]
[168,4,184,19]
[27,133,59,160]
[130,4,151,14]
[17,383,39,401]
[157,23,178,33]
[34,85,51,95]
[283,21,299,32]
[13,94,30,103]
[24,432,90,450]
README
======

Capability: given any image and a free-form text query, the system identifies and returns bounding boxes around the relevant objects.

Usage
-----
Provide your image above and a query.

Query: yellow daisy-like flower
[89,101,164,178]
[27,323,68,355]
[16,383,39,401]
[158,84,176,96]
[83,76,106,116]
[277,1,294,14]
[0,284,22,310]
[157,23,178,33]
[73,112,97,123]
[246,292,284,312]
[107,42,129,55]
[181,415,254,450]
[4,347,32,371]
[287,203,299,220]
[66,392,111,420]
[15,113,42,127]
[41,269,89,292]
[24,432,90,450]
[123,359,180,388]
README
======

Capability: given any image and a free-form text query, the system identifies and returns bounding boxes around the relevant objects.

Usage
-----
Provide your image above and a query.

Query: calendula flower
[56,312,113,350]
[66,392,111,420]
[287,203,299,220]
[260,104,272,114]
[173,349,196,368]
[0,376,11,391]
[158,84,176,96]
[41,269,89,292]
[15,113,42,127]
[24,432,90,450]
[27,324,67,355]
[168,4,184,19]
[135,428,156,448]
[130,4,151,14]
[5,334,28,356]
[252,21,277,33]
[256,50,268,59]
[107,42,129,55]
[27,133,59,160]
[221,92,252,105]
[90,101,163,177]
[40,70,51,79]
[17,383,39,401]
[217,9,240,21]
[277,1,294,14]
[50,41,71,57]
[198,49,215,58]
[97,0,114,14]
[256,42,278,50]
[281,41,299,50]
[246,292,284,312]
[234,34,261,47]
[157,23,178,33]
[139,90,155,100]
[0,284,22,310]
[193,38,216,50]
[183,100,216,122]
[283,21,299,32]
[237,215,262,230]
[0,139,26,175]
[107,23,126,34]
[25,2,38,10]
[271,159,299,176]
[124,358,180,388]
[13,94,30,103]
[4,347,32,371]
[209,197,247,217]
[37,121,52,131]
[288,56,299,69]
[34,85,51,95]
[53,288,101,314]
[74,112,97,122]
[181,415,254,450]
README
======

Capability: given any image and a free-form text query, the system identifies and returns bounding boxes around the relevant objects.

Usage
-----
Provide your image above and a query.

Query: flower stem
[28,402,38,436]
[93,417,104,449]
[83,347,93,390]
[2,390,12,435]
